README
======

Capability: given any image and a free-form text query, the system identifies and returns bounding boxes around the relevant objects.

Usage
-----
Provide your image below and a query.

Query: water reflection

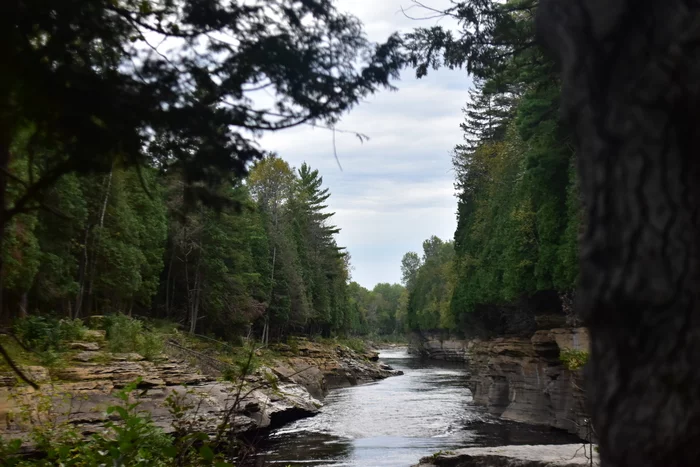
[248,348,578,467]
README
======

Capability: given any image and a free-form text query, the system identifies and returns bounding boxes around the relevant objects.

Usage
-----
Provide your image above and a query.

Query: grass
[14,315,87,353]
[0,335,43,369]
[312,336,368,353]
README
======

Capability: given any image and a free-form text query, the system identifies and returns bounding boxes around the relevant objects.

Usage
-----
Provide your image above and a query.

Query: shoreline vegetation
[0,314,403,466]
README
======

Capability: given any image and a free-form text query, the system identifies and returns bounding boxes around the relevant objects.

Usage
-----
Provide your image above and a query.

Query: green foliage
[346,281,406,336]
[315,336,367,354]
[246,155,400,339]
[3,153,403,360]
[14,316,86,352]
[104,314,163,360]
[405,237,456,331]
[340,338,367,354]
[559,348,589,370]
[5,0,403,225]
[403,0,581,334]
[0,380,233,466]
[2,0,405,368]
[221,345,262,382]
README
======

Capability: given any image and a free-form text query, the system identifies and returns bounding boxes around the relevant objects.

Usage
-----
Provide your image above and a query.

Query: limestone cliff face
[0,336,399,447]
[411,328,590,440]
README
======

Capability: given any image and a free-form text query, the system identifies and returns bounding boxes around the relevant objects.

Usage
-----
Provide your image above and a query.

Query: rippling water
[246,347,579,467]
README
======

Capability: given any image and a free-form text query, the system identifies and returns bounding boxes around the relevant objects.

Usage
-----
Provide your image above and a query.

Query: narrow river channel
[247,348,579,467]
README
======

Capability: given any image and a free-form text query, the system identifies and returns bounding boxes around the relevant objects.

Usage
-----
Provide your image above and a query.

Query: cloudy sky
[260,0,472,289]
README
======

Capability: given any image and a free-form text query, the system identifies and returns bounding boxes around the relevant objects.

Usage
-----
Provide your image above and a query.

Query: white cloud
[257,0,470,288]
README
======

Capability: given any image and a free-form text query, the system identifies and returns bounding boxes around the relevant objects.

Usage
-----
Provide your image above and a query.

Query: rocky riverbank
[410,328,590,439]
[413,444,598,467]
[0,335,401,448]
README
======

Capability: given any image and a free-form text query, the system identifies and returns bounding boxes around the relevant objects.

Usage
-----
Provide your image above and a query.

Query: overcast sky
[260,0,471,289]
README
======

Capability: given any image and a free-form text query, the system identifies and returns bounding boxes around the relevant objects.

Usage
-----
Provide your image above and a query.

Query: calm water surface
[248,347,579,467]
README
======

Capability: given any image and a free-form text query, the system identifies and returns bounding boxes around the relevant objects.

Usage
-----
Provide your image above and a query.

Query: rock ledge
[414,444,598,467]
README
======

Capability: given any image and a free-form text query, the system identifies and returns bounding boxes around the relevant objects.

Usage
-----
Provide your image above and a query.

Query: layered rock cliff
[411,328,590,440]
[0,336,399,447]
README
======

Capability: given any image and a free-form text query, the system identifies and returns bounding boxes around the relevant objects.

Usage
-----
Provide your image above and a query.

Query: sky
[260,0,472,289]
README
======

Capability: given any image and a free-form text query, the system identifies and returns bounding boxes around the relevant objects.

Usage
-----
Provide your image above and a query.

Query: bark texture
[537,1,700,466]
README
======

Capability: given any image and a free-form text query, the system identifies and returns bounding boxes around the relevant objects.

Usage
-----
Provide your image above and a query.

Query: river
[247,347,580,467]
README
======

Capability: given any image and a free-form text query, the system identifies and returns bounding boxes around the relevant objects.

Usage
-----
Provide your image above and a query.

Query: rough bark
[0,124,9,322]
[537,1,700,466]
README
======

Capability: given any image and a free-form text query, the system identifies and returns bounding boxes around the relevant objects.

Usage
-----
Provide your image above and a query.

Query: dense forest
[3,0,408,345]
[4,0,580,344]
[402,0,580,337]
[5,0,575,343]
[2,150,406,341]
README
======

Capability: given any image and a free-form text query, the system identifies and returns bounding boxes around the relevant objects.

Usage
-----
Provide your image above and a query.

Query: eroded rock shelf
[411,328,590,439]
[0,336,401,448]
[413,444,598,467]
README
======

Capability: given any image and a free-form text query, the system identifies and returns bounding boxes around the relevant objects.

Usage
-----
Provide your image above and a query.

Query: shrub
[341,337,367,354]
[104,314,163,360]
[14,316,86,352]
[559,348,589,370]
[222,346,261,382]
[104,314,143,353]
[57,318,86,342]
[286,336,300,354]
[140,332,164,361]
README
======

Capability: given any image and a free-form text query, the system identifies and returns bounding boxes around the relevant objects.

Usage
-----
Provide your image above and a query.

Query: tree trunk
[537,2,700,466]
[188,253,201,335]
[0,125,9,324]
[85,169,113,314]
[165,245,175,318]
[18,293,27,319]
[74,226,91,317]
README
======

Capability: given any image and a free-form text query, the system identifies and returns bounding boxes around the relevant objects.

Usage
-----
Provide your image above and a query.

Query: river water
[247,347,579,467]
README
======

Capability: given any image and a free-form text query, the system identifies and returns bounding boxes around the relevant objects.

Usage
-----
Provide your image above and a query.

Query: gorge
[410,327,590,441]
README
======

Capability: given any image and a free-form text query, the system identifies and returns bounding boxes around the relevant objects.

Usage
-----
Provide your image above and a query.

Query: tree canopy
[401,0,578,337]
[2,0,404,324]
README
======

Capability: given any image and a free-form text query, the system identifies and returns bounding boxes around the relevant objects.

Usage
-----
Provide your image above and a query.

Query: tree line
[3,0,406,343]
[2,149,406,341]
[401,0,579,336]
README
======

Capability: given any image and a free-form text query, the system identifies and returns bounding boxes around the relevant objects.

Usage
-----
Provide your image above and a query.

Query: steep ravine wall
[410,328,590,440]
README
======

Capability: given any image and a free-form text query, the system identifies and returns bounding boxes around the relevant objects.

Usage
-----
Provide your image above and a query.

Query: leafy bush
[222,346,261,382]
[140,331,164,361]
[104,314,163,360]
[560,348,589,370]
[287,336,300,354]
[14,316,86,352]
[104,313,142,352]
[340,337,367,354]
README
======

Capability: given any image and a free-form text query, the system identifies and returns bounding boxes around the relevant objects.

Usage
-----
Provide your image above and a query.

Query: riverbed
[247,347,580,467]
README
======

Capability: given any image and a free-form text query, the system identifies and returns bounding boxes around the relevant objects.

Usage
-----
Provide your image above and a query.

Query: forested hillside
[403,0,580,337]
[2,150,404,341]
[3,0,408,350]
